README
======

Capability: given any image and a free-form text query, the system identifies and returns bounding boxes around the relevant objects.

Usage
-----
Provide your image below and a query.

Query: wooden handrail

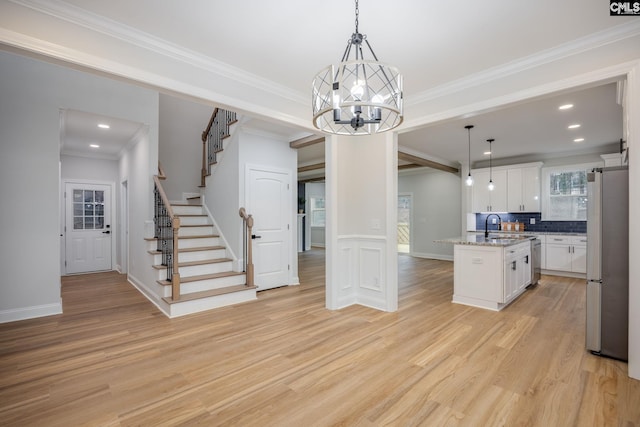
[153,175,180,300]
[153,175,176,219]
[239,207,255,287]
[200,108,237,187]
[201,108,219,187]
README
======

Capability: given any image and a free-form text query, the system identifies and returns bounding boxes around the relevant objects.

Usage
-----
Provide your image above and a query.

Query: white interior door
[247,167,291,291]
[65,182,112,274]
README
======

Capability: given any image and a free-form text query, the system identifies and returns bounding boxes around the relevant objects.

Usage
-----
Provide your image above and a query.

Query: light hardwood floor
[1,250,638,426]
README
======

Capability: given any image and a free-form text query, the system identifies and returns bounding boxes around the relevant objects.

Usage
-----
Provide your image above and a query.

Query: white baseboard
[0,301,63,324]
[410,252,454,262]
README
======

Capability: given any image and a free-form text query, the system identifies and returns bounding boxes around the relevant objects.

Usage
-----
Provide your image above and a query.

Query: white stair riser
[147,237,220,251]
[154,261,233,280]
[168,289,257,317]
[180,249,227,263]
[159,275,247,298]
[177,216,211,226]
[179,226,214,237]
[150,248,226,265]
[178,237,220,249]
[172,205,204,216]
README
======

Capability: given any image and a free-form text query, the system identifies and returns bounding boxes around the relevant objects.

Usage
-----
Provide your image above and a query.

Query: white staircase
[146,202,257,317]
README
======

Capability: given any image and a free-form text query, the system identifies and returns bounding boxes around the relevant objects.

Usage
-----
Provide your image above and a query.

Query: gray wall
[0,51,158,322]
[398,169,462,260]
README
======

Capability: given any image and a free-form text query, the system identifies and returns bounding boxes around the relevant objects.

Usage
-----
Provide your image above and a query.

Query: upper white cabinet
[471,162,541,213]
[507,164,542,212]
[471,169,507,212]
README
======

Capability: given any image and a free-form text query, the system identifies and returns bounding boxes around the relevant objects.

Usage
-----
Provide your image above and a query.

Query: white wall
[0,50,158,323]
[158,94,212,201]
[61,155,119,182]
[121,125,160,298]
[399,169,462,261]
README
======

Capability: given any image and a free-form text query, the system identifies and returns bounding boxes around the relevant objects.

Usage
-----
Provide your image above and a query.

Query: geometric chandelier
[312,0,403,135]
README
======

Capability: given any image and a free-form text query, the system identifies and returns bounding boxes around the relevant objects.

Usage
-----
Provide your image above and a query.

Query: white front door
[65,182,112,274]
[246,166,291,291]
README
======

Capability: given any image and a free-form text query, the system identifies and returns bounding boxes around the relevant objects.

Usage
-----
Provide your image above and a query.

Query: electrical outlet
[530,218,536,225]
[492,218,497,224]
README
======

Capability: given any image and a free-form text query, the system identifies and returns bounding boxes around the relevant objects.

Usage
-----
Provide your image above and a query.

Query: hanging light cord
[467,127,472,173]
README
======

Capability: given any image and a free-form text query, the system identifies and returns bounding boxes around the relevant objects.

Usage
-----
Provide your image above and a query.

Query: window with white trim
[542,163,599,221]
[310,197,325,227]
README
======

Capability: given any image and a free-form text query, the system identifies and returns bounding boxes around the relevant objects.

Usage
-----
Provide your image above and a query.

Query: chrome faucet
[485,214,502,238]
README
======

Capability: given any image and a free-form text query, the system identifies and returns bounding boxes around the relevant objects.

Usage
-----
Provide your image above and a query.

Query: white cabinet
[503,242,531,303]
[472,162,541,213]
[472,169,507,212]
[453,241,531,310]
[545,234,587,274]
[507,165,541,212]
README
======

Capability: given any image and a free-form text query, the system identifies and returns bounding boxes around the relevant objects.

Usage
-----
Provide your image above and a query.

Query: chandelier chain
[355,0,359,33]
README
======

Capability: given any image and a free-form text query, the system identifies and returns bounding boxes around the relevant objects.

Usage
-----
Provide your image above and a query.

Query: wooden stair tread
[174,214,207,217]
[162,284,257,305]
[172,203,203,207]
[156,271,244,286]
[181,224,212,228]
[179,245,225,253]
[145,234,219,242]
[148,246,225,256]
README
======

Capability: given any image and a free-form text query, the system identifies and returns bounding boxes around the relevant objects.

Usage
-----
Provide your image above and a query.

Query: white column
[627,61,640,380]
[325,132,398,311]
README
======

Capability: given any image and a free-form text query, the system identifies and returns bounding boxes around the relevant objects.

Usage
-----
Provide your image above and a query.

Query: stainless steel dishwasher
[529,238,541,286]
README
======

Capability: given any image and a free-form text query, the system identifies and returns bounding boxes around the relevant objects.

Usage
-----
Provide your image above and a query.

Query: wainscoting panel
[337,235,388,310]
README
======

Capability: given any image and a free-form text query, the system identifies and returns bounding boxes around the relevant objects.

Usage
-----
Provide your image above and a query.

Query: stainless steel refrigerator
[586,166,629,361]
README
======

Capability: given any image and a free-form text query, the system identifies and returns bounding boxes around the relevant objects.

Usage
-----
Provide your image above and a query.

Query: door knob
[251,234,262,239]
[102,230,111,234]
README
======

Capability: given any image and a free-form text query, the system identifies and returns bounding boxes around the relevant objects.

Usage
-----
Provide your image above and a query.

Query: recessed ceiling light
[573,138,585,143]
[568,124,581,129]
[98,123,110,129]
[483,151,492,155]
[558,104,574,110]
[90,144,100,148]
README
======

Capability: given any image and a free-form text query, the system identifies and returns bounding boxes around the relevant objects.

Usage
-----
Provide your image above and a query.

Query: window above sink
[542,162,600,221]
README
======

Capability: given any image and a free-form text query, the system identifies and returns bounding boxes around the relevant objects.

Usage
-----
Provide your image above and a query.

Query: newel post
[171,216,181,300]
[246,215,255,287]
[200,131,207,187]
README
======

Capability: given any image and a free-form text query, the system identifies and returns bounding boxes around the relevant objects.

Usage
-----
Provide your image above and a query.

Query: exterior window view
[1,1,639,425]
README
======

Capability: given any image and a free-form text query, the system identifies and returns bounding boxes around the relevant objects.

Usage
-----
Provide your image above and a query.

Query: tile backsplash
[475,213,586,234]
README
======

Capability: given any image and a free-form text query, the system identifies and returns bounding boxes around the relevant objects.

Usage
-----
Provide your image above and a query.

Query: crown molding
[406,21,640,106]
[8,0,308,106]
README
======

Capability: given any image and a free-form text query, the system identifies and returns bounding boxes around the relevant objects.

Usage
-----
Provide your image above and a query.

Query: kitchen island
[436,234,534,311]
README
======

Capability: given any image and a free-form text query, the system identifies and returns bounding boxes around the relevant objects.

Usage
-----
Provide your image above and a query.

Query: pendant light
[487,138,495,191]
[464,125,474,186]
[311,0,403,135]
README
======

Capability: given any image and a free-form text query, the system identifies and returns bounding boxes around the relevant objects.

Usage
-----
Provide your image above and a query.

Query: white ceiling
[61,109,145,159]
[36,1,634,166]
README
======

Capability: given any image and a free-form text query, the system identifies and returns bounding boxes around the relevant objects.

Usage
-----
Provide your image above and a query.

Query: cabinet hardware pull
[525,255,529,264]
[512,261,517,270]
